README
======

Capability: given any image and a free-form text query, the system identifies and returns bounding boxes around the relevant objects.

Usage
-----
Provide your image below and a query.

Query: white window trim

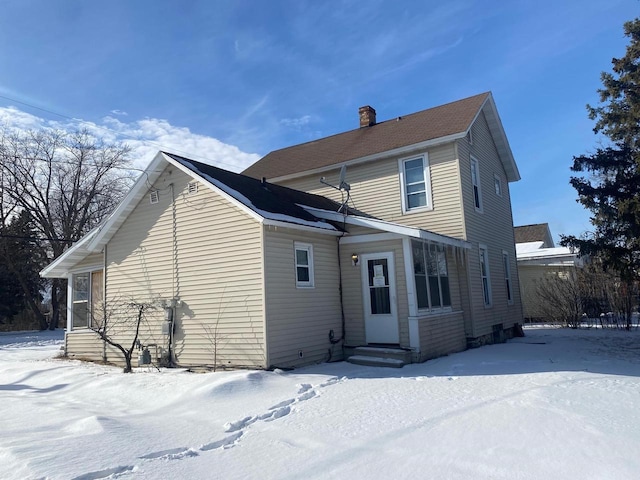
[470,156,483,213]
[69,268,104,330]
[294,242,315,288]
[398,153,433,214]
[479,244,492,307]
[502,250,513,305]
[494,174,502,197]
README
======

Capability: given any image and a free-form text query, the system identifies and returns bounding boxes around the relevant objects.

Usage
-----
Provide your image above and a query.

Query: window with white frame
[479,246,491,306]
[411,240,451,310]
[71,269,104,329]
[503,251,513,304]
[400,155,432,213]
[470,156,482,211]
[294,242,314,288]
[494,174,502,197]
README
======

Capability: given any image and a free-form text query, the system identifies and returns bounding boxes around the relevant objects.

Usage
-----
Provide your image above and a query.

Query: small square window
[294,242,314,288]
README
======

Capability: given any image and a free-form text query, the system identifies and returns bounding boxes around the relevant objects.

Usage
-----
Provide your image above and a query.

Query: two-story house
[42,92,523,369]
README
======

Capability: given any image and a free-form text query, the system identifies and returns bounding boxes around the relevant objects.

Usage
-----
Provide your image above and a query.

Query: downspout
[169,183,177,367]
[102,245,107,362]
[333,234,346,345]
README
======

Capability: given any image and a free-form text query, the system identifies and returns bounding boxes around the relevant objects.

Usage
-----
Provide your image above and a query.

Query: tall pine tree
[562,18,640,295]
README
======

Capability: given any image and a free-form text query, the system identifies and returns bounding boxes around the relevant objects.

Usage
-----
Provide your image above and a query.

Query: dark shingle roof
[166,153,363,230]
[514,224,555,248]
[243,92,490,180]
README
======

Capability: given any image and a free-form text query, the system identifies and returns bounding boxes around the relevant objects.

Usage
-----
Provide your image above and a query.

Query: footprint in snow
[71,465,136,480]
[297,383,313,394]
[319,376,345,387]
[139,447,198,460]
[224,415,257,432]
[200,431,243,451]
[269,398,296,410]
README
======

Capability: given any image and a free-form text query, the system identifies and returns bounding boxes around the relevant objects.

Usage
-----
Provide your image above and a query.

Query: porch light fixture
[351,253,359,266]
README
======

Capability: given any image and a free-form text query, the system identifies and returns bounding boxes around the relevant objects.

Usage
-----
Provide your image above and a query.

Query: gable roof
[243,92,520,182]
[514,223,555,248]
[41,152,353,278]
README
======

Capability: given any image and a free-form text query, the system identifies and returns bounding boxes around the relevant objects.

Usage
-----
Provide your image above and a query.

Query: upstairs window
[470,156,482,212]
[494,174,502,197]
[294,242,314,288]
[400,155,432,213]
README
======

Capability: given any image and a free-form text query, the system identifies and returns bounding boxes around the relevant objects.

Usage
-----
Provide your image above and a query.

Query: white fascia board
[347,216,471,250]
[40,228,99,278]
[263,219,343,236]
[340,232,404,244]
[477,94,521,183]
[269,133,466,183]
[87,152,169,252]
[302,206,471,249]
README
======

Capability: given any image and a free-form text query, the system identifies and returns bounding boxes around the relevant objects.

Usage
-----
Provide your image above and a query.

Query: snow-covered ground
[1,327,639,480]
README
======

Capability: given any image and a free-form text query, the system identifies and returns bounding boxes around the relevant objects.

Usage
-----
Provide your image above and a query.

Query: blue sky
[0,0,638,241]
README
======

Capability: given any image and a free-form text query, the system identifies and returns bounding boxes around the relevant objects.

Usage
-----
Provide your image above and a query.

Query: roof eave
[479,94,521,182]
[268,132,467,184]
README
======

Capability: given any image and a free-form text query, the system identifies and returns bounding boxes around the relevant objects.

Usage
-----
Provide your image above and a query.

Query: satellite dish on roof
[319,164,351,213]
[338,165,350,192]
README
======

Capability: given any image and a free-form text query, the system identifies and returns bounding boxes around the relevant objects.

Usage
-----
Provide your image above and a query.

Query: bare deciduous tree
[0,128,133,329]
[90,298,157,373]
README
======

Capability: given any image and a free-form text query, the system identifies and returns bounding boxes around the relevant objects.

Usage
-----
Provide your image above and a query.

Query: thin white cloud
[110,109,128,116]
[0,106,260,172]
[280,115,311,129]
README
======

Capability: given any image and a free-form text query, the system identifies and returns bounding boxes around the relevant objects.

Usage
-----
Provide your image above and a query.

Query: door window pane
[368,259,391,314]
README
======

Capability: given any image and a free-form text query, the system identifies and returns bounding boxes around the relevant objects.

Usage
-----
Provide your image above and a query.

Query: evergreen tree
[562,18,640,289]
[0,211,44,326]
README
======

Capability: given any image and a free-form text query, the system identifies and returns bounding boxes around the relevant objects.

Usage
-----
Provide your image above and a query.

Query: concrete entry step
[345,346,412,368]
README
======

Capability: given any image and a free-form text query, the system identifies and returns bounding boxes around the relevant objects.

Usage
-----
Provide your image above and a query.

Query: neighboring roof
[516,246,582,267]
[515,241,545,254]
[514,224,555,247]
[243,92,520,183]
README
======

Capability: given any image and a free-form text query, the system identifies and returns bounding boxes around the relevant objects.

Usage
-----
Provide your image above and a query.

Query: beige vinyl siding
[339,239,409,347]
[72,252,103,270]
[65,330,120,362]
[277,143,465,238]
[416,311,466,361]
[98,164,265,368]
[263,226,342,368]
[457,111,523,338]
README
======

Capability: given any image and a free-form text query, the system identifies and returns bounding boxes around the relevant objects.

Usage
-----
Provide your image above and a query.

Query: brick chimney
[359,105,376,127]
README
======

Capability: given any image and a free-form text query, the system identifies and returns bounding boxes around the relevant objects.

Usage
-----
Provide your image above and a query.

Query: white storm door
[361,252,399,344]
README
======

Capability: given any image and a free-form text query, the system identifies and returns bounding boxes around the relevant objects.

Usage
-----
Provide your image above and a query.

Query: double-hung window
[71,269,104,329]
[470,156,482,212]
[479,246,491,306]
[400,155,432,213]
[503,251,513,304]
[412,240,451,311]
[294,242,314,288]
